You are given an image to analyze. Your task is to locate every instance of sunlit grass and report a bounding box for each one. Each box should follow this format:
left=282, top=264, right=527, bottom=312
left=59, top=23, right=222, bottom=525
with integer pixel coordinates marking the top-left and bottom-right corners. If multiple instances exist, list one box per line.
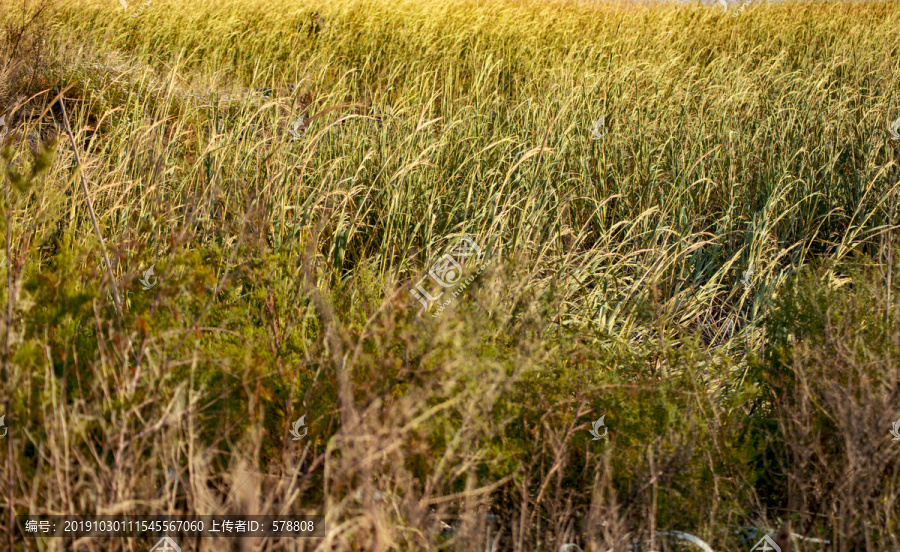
left=1, top=0, right=899, bottom=549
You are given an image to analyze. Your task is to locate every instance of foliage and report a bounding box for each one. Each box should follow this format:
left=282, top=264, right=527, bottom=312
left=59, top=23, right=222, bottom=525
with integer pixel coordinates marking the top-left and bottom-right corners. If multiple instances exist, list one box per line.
left=1, top=0, right=899, bottom=549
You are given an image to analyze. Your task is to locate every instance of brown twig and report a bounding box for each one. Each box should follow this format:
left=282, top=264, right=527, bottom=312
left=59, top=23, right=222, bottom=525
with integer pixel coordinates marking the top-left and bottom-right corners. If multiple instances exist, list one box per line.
left=57, top=96, right=122, bottom=318
left=3, top=107, right=14, bottom=552
left=5, top=398, right=11, bottom=552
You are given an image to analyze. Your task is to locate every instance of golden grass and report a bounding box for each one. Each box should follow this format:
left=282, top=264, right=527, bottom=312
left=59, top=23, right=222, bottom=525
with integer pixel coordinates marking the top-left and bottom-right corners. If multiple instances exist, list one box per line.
left=1, top=0, right=899, bottom=549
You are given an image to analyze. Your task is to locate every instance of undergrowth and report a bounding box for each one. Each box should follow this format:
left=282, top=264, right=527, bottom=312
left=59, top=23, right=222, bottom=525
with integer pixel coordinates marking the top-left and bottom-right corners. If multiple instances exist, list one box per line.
left=1, top=0, right=899, bottom=550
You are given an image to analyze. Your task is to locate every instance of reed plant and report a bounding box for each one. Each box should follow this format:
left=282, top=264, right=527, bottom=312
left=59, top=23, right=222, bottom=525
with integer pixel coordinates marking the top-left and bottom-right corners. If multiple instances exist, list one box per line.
left=1, top=0, right=899, bottom=549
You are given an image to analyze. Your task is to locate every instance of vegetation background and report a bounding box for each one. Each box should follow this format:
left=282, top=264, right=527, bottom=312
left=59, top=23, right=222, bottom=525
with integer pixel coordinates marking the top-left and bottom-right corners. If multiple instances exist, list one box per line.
left=1, top=0, right=899, bottom=549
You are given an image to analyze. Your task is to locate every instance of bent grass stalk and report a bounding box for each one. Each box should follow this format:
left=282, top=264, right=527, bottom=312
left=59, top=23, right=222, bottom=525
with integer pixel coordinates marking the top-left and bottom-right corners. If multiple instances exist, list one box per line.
left=0, top=0, right=898, bottom=549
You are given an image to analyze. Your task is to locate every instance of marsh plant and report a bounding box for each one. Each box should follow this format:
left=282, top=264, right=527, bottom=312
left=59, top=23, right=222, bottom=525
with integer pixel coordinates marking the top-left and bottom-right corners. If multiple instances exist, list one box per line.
left=1, top=0, right=900, bottom=550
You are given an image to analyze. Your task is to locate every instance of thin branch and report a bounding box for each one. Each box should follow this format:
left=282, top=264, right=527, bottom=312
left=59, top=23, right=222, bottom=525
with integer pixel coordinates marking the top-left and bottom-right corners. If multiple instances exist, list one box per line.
left=58, top=96, right=122, bottom=318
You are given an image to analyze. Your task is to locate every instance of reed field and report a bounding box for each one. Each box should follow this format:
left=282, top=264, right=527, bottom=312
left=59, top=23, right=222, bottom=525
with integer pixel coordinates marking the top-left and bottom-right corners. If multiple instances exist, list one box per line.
left=1, top=0, right=900, bottom=549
